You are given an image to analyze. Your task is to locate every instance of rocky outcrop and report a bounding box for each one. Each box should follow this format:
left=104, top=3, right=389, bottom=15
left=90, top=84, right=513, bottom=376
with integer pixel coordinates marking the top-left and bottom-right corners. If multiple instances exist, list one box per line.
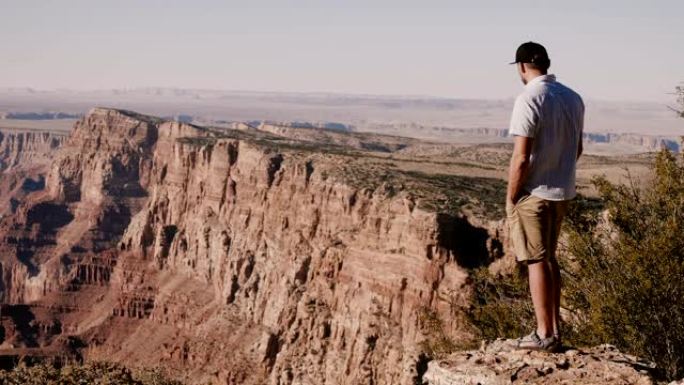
left=583, top=132, right=680, bottom=152
left=0, top=129, right=66, bottom=172
left=0, top=128, right=67, bottom=217
left=424, top=340, right=658, bottom=385
left=0, top=108, right=498, bottom=384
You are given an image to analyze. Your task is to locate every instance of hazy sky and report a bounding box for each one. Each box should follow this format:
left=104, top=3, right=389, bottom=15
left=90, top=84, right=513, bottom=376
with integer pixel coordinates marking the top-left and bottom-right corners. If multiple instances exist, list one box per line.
left=0, top=0, right=681, bottom=102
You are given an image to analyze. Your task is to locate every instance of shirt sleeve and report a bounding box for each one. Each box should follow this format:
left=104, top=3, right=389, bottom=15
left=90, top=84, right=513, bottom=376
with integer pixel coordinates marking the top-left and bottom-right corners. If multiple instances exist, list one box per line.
left=509, top=94, right=540, bottom=138
left=578, top=96, right=585, bottom=134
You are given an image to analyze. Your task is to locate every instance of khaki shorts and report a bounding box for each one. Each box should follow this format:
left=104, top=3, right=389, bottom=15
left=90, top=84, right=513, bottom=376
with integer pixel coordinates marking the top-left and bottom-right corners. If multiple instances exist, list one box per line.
left=506, top=192, right=569, bottom=264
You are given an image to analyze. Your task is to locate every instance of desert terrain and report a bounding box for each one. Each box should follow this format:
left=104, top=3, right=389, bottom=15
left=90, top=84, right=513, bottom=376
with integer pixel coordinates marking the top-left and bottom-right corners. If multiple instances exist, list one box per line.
left=0, top=95, right=670, bottom=384
left=1, top=87, right=681, bottom=153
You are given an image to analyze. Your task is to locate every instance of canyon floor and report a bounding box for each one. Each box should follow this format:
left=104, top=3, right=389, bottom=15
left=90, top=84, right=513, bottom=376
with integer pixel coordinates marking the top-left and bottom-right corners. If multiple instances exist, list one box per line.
left=0, top=110, right=665, bottom=384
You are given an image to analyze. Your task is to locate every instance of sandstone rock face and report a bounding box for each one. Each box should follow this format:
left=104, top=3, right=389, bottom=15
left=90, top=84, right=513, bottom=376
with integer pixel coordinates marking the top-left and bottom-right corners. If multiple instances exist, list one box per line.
left=424, top=341, right=657, bottom=385
left=0, top=128, right=66, bottom=172
left=0, top=108, right=499, bottom=384
left=0, top=128, right=67, bottom=217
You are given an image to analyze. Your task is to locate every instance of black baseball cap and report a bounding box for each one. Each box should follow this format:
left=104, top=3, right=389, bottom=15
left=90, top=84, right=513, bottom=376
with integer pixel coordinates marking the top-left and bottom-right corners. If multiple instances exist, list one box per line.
left=510, top=41, right=550, bottom=67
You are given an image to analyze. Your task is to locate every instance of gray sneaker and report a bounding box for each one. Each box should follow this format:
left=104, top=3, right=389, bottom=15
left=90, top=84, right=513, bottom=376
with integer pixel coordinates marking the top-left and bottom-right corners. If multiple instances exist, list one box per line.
left=512, top=331, right=561, bottom=352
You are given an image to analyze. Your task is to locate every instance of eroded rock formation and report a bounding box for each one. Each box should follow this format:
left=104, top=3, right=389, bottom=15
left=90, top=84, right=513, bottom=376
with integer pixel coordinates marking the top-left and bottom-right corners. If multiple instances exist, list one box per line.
left=0, top=128, right=67, bottom=217
left=0, top=108, right=503, bottom=384
left=0, top=129, right=65, bottom=172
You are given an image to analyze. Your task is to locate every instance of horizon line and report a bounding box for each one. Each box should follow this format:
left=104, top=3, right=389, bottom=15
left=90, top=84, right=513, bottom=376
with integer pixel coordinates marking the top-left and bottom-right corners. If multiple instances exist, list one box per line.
left=0, top=85, right=677, bottom=106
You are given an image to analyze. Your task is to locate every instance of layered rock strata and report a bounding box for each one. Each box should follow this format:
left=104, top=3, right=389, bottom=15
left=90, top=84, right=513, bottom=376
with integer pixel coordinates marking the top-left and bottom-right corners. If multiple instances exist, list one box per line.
left=0, top=129, right=66, bottom=172
left=0, top=128, right=67, bottom=217
left=0, top=108, right=501, bottom=384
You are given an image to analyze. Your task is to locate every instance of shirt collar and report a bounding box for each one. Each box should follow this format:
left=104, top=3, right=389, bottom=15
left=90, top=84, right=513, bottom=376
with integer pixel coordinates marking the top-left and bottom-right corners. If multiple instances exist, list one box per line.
left=525, top=74, right=556, bottom=88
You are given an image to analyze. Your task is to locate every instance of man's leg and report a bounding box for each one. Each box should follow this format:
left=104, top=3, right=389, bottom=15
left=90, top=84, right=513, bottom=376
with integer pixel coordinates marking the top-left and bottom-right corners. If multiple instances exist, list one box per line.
left=528, top=259, right=554, bottom=338
left=549, top=256, right=562, bottom=338
left=548, top=200, right=569, bottom=339
left=509, top=196, right=559, bottom=350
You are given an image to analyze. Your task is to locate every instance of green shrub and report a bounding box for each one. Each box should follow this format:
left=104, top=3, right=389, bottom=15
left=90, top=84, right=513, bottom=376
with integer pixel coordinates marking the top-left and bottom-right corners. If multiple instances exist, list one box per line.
left=468, top=150, right=684, bottom=380
left=562, top=149, right=684, bottom=380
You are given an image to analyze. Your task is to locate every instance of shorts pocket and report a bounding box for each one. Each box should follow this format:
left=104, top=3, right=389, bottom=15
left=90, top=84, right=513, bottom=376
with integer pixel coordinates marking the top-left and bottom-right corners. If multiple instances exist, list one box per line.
left=507, top=191, right=532, bottom=217
left=507, top=209, right=530, bottom=261
left=514, top=191, right=532, bottom=207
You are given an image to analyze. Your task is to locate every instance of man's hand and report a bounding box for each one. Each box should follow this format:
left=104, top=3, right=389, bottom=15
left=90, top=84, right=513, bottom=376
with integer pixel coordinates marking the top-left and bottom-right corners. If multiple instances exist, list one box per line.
left=507, top=135, right=534, bottom=210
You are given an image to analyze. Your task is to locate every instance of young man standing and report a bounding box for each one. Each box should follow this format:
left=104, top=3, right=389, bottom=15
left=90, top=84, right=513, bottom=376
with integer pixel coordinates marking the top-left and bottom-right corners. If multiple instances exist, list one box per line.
left=505, top=42, right=584, bottom=352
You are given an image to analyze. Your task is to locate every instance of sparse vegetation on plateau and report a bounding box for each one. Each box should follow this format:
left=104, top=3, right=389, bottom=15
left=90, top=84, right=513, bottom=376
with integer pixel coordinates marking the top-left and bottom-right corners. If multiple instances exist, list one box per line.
left=399, top=170, right=506, bottom=218
left=335, top=162, right=506, bottom=219
left=182, top=127, right=508, bottom=219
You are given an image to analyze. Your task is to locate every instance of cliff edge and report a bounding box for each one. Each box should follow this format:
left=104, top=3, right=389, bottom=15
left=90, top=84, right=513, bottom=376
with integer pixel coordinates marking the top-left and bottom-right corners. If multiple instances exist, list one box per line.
left=424, top=340, right=659, bottom=385
left=0, top=107, right=506, bottom=384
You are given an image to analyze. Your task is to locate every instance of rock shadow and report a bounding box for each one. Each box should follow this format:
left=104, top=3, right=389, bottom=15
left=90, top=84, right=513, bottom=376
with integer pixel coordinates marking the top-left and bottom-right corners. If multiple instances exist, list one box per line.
left=436, top=213, right=497, bottom=269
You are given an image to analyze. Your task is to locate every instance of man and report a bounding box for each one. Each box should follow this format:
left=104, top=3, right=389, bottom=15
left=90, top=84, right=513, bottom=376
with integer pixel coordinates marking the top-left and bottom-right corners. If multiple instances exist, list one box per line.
left=505, top=41, right=584, bottom=352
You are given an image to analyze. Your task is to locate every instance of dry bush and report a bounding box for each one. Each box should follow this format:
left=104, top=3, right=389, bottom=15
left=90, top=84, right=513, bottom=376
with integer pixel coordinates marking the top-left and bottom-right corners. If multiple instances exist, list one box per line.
left=0, top=361, right=187, bottom=385
left=671, top=84, right=684, bottom=118
left=468, top=266, right=535, bottom=341
left=417, top=307, right=464, bottom=359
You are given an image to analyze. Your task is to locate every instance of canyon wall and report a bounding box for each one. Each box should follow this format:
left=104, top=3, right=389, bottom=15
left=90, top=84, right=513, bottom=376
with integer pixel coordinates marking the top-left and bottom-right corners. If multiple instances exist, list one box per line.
left=0, top=108, right=502, bottom=384
left=582, top=132, right=680, bottom=152
left=364, top=123, right=682, bottom=152
left=0, top=129, right=66, bottom=172
left=0, top=128, right=67, bottom=217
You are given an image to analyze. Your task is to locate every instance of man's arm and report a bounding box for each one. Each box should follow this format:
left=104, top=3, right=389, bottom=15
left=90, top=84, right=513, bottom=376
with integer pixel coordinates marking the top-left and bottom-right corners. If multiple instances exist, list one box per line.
left=577, top=97, right=585, bottom=160
left=577, top=139, right=583, bottom=160
left=507, top=135, right=534, bottom=207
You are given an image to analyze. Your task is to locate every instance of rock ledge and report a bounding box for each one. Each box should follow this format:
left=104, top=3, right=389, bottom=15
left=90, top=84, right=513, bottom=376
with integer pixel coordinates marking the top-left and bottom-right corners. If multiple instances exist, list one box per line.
left=424, top=340, right=657, bottom=385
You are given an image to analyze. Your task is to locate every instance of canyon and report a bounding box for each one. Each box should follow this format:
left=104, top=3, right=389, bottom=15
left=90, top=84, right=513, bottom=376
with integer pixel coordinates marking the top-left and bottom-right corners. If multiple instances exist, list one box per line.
left=0, top=108, right=672, bottom=384
left=0, top=108, right=507, bottom=384
left=3, top=88, right=681, bottom=156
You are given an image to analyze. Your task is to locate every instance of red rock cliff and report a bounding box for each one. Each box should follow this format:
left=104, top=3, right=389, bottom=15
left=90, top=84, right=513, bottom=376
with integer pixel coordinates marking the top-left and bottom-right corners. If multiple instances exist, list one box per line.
left=0, top=108, right=500, bottom=384
left=0, top=128, right=66, bottom=217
